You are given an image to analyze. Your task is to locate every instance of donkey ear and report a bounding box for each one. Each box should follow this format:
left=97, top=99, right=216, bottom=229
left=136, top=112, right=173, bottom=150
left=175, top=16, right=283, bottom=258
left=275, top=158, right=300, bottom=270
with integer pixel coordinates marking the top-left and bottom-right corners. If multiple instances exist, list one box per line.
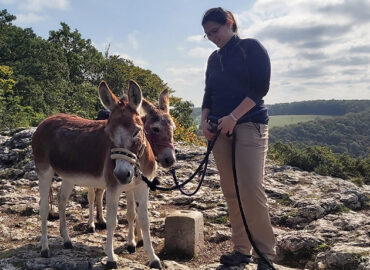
left=139, top=99, right=152, bottom=117
left=98, top=81, right=120, bottom=111
left=159, top=89, right=169, bottom=113
left=128, top=80, right=142, bottom=112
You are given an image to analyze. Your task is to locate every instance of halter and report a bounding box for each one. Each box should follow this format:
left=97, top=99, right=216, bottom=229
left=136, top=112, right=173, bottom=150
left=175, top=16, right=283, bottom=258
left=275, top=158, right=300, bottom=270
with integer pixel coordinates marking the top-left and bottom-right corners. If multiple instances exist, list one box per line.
left=144, top=123, right=174, bottom=151
left=110, top=148, right=138, bottom=164
left=110, top=140, right=146, bottom=165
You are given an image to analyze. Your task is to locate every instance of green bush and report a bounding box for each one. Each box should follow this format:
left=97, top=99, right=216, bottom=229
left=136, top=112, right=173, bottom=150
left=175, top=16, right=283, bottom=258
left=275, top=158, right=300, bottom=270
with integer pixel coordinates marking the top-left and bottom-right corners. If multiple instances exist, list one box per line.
left=268, top=142, right=369, bottom=185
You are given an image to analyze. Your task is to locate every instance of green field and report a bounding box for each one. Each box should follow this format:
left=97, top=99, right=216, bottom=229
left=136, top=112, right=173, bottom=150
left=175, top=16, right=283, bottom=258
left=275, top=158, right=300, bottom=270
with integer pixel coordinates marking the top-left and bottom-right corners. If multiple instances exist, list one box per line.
left=192, top=114, right=335, bottom=128
left=269, top=115, right=334, bottom=128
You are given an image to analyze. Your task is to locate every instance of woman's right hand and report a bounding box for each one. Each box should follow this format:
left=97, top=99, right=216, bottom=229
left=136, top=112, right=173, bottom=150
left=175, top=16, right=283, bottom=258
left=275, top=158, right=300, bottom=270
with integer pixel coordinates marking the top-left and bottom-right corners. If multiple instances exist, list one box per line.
left=202, top=120, right=216, bottom=141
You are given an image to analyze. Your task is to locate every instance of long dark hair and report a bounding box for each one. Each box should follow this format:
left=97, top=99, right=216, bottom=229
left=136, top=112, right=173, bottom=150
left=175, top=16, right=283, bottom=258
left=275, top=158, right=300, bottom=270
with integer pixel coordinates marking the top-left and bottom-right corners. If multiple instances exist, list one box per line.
left=202, top=7, right=238, bottom=33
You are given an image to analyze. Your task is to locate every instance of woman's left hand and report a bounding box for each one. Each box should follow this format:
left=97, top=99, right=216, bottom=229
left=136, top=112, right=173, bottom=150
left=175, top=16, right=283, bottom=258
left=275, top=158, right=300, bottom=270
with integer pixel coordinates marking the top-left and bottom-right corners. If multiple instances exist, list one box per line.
left=217, top=115, right=237, bottom=136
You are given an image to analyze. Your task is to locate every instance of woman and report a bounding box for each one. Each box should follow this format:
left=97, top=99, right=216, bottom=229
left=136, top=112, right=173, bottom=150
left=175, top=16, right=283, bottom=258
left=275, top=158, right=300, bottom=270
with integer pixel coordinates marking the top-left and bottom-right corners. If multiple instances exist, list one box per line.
left=201, top=7, right=276, bottom=270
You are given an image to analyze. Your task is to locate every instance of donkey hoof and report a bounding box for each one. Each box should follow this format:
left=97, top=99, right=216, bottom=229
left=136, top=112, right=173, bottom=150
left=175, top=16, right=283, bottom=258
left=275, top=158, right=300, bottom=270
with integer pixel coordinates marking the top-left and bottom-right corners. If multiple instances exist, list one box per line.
left=96, top=222, right=107, bottom=230
left=106, top=261, right=118, bottom=269
left=63, top=241, right=73, bottom=249
left=41, top=249, right=50, bottom=258
left=149, top=260, right=162, bottom=269
left=127, top=245, right=136, bottom=253
left=87, top=226, right=95, bottom=233
left=137, top=240, right=143, bottom=247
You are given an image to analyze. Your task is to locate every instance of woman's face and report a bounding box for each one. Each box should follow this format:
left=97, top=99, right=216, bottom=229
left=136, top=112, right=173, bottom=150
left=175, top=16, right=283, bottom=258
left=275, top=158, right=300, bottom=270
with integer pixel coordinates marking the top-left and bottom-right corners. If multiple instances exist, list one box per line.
left=203, top=21, right=234, bottom=48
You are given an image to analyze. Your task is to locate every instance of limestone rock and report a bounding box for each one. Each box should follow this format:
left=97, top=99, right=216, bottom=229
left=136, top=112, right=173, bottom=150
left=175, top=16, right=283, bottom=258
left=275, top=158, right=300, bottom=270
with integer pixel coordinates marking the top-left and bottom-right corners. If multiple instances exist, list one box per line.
left=315, top=245, right=370, bottom=270
left=0, top=127, right=369, bottom=270
left=164, top=210, right=204, bottom=257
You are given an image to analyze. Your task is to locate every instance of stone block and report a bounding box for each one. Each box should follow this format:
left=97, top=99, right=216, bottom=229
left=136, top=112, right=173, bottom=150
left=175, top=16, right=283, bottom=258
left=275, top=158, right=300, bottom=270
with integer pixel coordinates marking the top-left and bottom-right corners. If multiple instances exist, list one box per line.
left=164, top=210, right=204, bottom=257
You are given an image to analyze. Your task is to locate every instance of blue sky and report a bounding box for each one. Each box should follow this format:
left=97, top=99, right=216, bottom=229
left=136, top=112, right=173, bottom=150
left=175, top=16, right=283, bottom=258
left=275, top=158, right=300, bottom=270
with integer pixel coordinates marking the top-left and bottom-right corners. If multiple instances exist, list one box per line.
left=1, top=0, right=370, bottom=106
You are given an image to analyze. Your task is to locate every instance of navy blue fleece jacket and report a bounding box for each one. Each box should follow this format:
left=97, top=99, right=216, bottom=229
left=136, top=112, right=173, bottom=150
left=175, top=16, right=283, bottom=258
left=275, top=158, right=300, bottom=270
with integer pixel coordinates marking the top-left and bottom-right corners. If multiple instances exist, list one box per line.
left=202, top=35, right=270, bottom=124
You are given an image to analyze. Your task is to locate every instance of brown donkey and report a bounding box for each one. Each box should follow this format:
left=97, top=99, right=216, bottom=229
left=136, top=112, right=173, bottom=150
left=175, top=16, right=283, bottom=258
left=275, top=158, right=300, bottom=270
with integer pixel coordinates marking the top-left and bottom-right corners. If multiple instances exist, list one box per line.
left=32, top=81, right=161, bottom=269
left=88, top=90, right=176, bottom=255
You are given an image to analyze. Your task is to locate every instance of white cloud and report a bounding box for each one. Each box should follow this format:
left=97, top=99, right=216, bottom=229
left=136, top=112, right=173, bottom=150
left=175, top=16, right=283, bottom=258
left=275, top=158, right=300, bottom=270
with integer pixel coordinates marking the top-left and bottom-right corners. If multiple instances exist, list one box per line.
left=166, top=67, right=204, bottom=76
left=235, top=0, right=370, bottom=104
left=101, top=32, right=140, bottom=53
left=166, top=0, right=370, bottom=106
left=15, top=12, right=46, bottom=23
left=188, top=47, right=214, bottom=59
left=1, top=0, right=70, bottom=24
left=161, top=66, right=206, bottom=104
left=1, top=0, right=70, bottom=12
left=133, top=58, right=148, bottom=68
left=109, top=51, right=148, bottom=68
left=26, top=0, right=69, bottom=11
left=186, top=35, right=203, bottom=42
left=94, top=32, right=145, bottom=67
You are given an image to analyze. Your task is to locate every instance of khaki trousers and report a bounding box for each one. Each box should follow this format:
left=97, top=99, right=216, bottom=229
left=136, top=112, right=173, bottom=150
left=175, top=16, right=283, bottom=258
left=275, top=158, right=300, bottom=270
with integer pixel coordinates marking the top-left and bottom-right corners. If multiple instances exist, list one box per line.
left=212, top=122, right=276, bottom=260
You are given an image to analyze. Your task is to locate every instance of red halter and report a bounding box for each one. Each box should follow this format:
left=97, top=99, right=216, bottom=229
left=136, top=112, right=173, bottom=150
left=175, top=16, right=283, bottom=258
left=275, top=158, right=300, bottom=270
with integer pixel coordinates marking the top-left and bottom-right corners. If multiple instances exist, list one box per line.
left=144, top=123, right=174, bottom=153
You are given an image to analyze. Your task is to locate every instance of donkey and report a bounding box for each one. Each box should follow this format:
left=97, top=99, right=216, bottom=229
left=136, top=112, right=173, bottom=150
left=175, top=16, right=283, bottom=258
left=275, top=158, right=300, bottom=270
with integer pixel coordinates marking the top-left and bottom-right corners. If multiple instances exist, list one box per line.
left=87, top=90, right=176, bottom=253
left=32, top=80, right=161, bottom=269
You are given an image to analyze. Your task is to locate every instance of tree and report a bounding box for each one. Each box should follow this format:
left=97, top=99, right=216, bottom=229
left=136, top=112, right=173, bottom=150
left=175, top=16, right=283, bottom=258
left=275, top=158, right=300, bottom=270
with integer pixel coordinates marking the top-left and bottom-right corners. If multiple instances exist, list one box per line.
left=101, top=54, right=167, bottom=102
left=170, top=97, right=195, bottom=129
left=0, top=65, right=35, bottom=128
left=0, top=10, right=200, bottom=142
left=0, top=12, right=71, bottom=118
left=48, top=22, right=104, bottom=85
left=0, top=9, right=16, bottom=25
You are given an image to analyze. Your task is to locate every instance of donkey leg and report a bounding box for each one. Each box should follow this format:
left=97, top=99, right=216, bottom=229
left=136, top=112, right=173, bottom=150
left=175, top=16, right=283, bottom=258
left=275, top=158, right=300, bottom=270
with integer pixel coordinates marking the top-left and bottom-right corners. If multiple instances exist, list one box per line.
left=126, top=190, right=136, bottom=253
left=105, top=187, right=121, bottom=268
left=135, top=206, right=143, bottom=248
left=136, top=219, right=144, bottom=248
left=134, top=185, right=161, bottom=269
left=96, top=188, right=107, bottom=229
left=38, top=167, right=54, bottom=258
left=58, top=180, right=74, bottom=249
left=87, top=187, right=96, bottom=233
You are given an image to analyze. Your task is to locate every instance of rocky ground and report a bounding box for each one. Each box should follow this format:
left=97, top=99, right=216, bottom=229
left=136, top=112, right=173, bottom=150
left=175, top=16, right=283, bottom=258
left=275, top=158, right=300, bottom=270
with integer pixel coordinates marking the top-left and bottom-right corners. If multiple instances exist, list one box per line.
left=0, top=127, right=369, bottom=270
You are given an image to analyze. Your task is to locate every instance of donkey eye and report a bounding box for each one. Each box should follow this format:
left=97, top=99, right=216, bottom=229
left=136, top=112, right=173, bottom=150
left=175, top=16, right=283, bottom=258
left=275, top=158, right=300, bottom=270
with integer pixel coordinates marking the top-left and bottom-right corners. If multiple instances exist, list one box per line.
left=152, top=127, right=160, bottom=133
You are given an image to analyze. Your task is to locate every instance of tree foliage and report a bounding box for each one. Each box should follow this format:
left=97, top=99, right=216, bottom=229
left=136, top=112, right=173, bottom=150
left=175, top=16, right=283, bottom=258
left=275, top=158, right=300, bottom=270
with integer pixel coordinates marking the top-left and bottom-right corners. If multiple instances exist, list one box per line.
left=170, top=97, right=196, bottom=129
left=269, top=110, right=370, bottom=157
left=0, top=9, right=198, bottom=141
left=267, top=100, right=370, bottom=116
left=268, top=142, right=370, bottom=185
left=48, top=22, right=103, bottom=86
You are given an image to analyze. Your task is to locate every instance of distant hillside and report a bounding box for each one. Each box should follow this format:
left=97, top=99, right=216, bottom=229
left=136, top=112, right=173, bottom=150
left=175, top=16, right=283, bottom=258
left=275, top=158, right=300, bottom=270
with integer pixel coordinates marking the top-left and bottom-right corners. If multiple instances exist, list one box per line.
left=192, top=100, right=370, bottom=125
left=269, top=115, right=334, bottom=128
left=269, top=110, right=370, bottom=157
left=192, top=102, right=370, bottom=157
left=267, top=100, right=370, bottom=116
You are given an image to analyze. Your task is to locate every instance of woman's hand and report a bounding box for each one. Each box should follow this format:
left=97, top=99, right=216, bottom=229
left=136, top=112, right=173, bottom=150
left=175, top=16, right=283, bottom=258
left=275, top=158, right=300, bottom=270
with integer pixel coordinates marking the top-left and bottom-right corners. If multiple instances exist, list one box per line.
left=202, top=120, right=216, bottom=141
left=217, top=114, right=237, bottom=136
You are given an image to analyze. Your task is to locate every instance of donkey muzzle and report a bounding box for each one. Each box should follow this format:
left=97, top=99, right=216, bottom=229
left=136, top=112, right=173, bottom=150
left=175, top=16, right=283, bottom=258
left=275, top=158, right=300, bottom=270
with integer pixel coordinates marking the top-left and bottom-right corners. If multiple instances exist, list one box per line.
left=113, top=161, right=135, bottom=184
left=158, top=147, right=176, bottom=168
left=111, top=148, right=137, bottom=185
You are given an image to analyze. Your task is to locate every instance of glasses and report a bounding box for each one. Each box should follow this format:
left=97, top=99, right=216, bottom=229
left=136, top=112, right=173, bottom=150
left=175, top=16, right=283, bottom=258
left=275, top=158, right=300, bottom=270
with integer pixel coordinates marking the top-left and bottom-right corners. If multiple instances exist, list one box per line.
left=204, top=25, right=222, bottom=40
